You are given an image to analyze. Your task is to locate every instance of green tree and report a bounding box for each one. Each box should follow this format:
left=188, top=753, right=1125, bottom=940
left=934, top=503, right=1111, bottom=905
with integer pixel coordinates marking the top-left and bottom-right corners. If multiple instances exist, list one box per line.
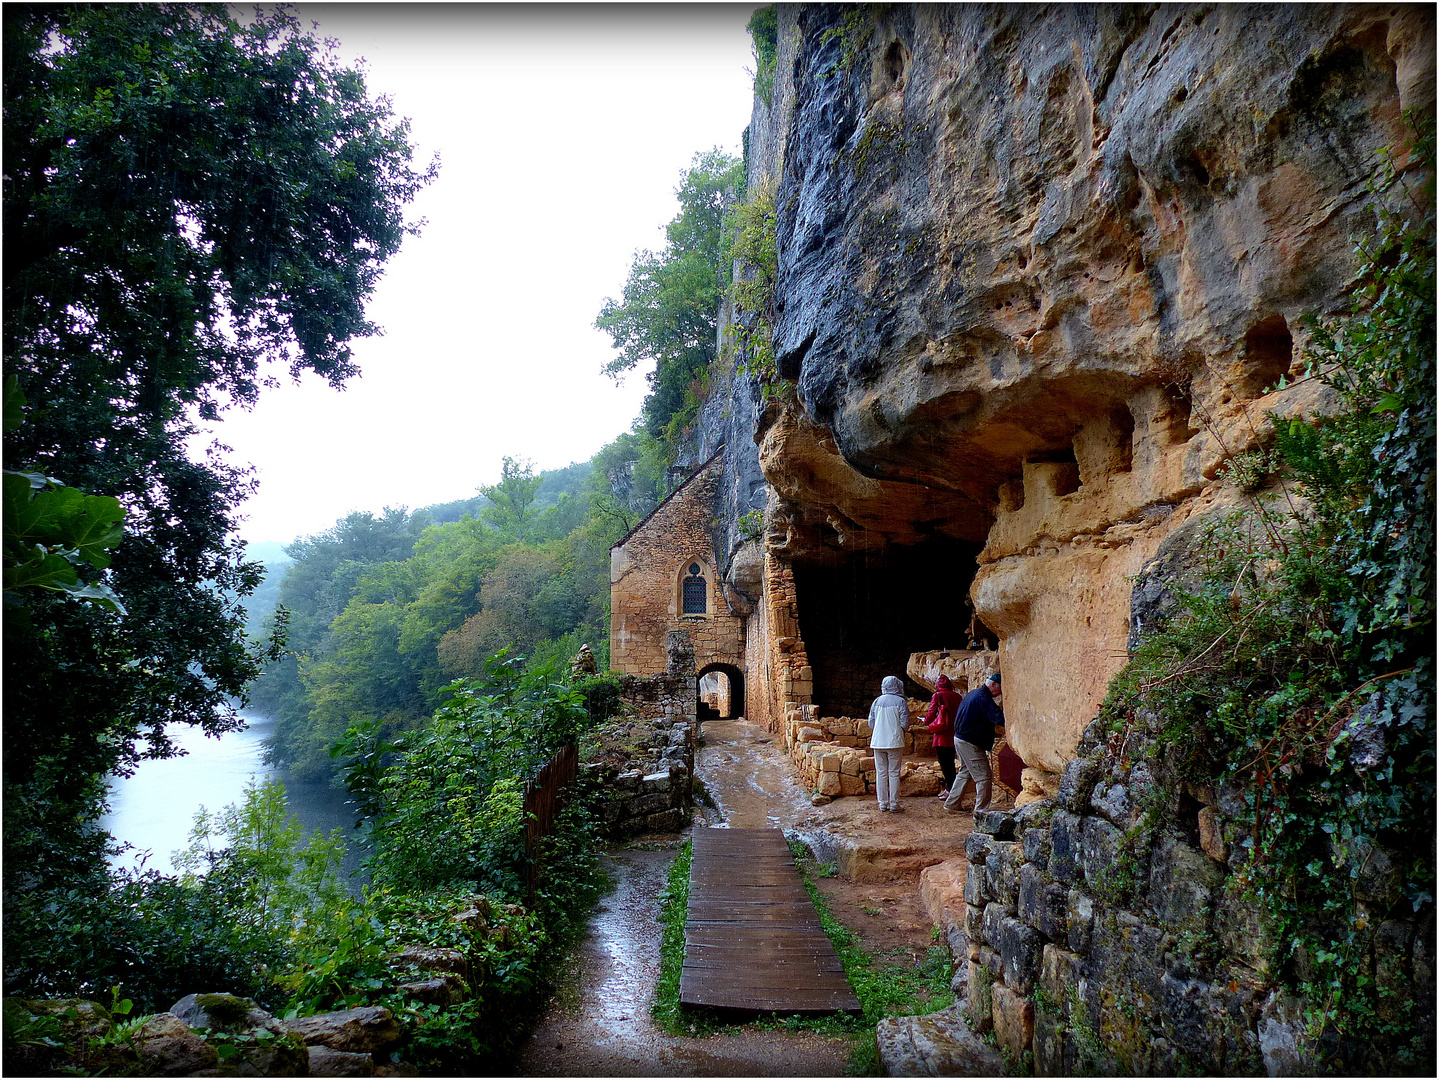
left=437, top=547, right=562, bottom=676
left=582, top=428, right=667, bottom=539
left=747, top=6, right=779, bottom=106
left=596, top=149, right=745, bottom=446
left=353, top=655, right=590, bottom=896
left=247, top=507, right=434, bottom=769
left=2, top=4, right=432, bottom=889
left=478, top=456, right=544, bottom=536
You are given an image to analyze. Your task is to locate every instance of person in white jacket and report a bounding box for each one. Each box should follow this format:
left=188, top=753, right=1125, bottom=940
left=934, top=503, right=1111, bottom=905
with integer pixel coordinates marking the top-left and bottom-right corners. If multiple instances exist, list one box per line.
left=867, top=675, right=909, bottom=812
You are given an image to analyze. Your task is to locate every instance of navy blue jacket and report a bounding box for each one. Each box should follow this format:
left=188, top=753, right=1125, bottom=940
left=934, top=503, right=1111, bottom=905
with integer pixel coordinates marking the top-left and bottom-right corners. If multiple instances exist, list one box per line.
left=953, top=686, right=1005, bottom=751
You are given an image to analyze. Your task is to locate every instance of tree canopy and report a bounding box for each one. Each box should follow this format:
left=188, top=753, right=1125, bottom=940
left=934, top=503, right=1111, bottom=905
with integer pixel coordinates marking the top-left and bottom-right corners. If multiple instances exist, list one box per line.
left=595, top=149, right=745, bottom=447
left=2, top=3, right=432, bottom=887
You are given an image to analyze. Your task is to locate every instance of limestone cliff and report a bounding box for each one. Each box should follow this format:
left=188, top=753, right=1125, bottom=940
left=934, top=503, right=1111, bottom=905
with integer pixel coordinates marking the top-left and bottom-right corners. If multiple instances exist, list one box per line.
left=700, top=2, right=1433, bottom=772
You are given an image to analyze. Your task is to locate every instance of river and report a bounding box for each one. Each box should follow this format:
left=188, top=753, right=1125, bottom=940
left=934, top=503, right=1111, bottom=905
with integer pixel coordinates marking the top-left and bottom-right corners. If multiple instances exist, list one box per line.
left=101, top=711, right=366, bottom=881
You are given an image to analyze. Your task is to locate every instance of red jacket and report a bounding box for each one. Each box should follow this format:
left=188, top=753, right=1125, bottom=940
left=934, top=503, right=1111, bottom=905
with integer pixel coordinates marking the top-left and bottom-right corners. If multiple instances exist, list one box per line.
left=924, top=675, right=962, bottom=749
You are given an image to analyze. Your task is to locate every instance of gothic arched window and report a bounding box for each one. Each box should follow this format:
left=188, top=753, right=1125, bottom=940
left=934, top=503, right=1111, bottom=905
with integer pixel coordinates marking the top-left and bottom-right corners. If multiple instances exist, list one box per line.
left=682, top=562, right=707, bottom=615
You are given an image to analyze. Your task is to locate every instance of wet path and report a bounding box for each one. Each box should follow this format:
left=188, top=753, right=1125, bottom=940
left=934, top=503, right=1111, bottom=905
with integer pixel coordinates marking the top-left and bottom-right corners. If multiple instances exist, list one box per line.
left=515, top=718, right=853, bottom=1077
left=693, top=718, right=816, bottom=830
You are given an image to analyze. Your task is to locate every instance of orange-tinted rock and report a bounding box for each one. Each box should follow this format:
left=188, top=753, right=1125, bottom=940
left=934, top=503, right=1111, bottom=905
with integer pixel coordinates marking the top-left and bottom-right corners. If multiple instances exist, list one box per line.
left=741, top=3, right=1430, bottom=776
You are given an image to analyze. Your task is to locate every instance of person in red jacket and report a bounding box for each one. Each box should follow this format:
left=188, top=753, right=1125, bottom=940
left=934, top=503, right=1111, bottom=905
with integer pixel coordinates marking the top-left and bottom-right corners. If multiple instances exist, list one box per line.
left=924, top=674, right=963, bottom=799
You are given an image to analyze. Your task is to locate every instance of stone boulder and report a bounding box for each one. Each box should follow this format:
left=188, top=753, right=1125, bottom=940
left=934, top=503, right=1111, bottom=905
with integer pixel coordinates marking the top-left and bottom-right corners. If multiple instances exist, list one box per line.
left=168, top=994, right=308, bottom=1076
left=309, top=1045, right=377, bottom=1077
left=2, top=997, right=124, bottom=1075
left=875, top=1003, right=1005, bottom=1076
left=281, top=1006, right=401, bottom=1055
left=136, top=1013, right=220, bottom=1076
left=171, top=992, right=284, bottom=1036
left=387, top=945, right=470, bottom=986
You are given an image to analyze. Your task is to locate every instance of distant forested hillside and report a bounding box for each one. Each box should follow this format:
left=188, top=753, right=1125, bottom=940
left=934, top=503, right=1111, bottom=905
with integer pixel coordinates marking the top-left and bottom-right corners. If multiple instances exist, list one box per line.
left=248, top=437, right=665, bottom=780
left=249, top=137, right=752, bottom=782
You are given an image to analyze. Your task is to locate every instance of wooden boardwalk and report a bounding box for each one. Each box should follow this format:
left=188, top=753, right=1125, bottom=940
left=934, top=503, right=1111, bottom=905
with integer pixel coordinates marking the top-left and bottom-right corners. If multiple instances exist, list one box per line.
left=680, top=827, right=862, bottom=1015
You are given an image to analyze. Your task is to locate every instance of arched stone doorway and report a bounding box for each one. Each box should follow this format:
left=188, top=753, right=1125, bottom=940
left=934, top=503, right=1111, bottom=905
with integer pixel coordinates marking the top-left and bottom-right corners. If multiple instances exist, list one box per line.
left=696, top=663, right=745, bottom=722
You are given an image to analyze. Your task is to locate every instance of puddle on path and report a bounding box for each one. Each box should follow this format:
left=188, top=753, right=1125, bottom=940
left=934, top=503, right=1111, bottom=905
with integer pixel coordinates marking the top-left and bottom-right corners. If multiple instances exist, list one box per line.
left=694, top=717, right=818, bottom=830
left=514, top=717, right=853, bottom=1077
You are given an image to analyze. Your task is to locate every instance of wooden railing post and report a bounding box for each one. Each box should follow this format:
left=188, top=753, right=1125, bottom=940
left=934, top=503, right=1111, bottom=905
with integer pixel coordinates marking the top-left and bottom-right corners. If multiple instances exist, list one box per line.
left=522, top=743, right=579, bottom=905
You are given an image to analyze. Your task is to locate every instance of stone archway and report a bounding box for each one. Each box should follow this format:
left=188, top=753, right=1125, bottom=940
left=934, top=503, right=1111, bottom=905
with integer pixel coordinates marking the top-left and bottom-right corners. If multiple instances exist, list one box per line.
left=696, top=662, right=745, bottom=721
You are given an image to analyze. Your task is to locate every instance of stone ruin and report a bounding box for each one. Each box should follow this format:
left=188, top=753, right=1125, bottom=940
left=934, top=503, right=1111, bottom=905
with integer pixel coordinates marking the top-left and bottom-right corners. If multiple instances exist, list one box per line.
left=779, top=647, right=1029, bottom=806
left=584, top=631, right=698, bottom=836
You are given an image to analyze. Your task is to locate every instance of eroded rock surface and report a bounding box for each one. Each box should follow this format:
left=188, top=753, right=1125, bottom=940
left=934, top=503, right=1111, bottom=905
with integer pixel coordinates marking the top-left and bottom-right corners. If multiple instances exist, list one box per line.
left=875, top=1003, right=1005, bottom=1077
left=281, top=1005, right=401, bottom=1055
left=736, top=3, right=1432, bottom=772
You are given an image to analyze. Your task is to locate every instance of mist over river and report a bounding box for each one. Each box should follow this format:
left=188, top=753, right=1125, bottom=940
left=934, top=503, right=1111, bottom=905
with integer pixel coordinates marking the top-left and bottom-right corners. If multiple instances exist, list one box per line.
left=102, top=711, right=366, bottom=881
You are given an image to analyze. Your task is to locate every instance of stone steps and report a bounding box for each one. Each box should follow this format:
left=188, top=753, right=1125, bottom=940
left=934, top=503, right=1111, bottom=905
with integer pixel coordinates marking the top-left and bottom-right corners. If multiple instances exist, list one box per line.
left=875, top=1003, right=1005, bottom=1076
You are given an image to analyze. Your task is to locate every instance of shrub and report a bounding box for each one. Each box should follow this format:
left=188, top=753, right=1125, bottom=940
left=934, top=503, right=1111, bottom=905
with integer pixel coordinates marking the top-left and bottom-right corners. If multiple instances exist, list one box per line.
left=353, top=653, right=588, bottom=896
left=574, top=674, right=624, bottom=725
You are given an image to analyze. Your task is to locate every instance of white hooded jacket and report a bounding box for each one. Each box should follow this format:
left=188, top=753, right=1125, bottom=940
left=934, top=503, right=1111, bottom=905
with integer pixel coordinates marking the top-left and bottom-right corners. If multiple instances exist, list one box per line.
left=867, top=675, right=910, bottom=750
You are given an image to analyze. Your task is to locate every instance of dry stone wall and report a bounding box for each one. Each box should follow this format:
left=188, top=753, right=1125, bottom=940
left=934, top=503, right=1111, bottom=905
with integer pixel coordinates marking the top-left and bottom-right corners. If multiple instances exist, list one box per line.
left=958, top=719, right=1435, bottom=1076
left=780, top=701, right=945, bottom=801
left=586, top=670, right=697, bottom=836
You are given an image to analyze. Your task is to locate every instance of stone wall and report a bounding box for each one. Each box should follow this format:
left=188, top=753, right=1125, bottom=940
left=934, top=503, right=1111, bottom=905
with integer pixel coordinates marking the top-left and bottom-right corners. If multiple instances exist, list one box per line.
left=958, top=726, right=1436, bottom=1075
left=610, top=453, right=745, bottom=679
left=742, top=566, right=779, bottom=732
left=757, top=548, right=812, bottom=732
left=780, top=702, right=945, bottom=801
left=585, top=670, right=697, bottom=836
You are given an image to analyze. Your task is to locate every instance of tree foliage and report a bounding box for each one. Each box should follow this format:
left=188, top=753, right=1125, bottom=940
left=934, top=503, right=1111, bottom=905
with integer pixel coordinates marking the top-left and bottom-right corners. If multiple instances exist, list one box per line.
left=2, top=4, right=432, bottom=890
left=747, top=6, right=779, bottom=106
left=477, top=456, right=543, bottom=537
left=251, top=451, right=627, bottom=782
left=353, top=654, right=591, bottom=897
left=595, top=149, right=745, bottom=447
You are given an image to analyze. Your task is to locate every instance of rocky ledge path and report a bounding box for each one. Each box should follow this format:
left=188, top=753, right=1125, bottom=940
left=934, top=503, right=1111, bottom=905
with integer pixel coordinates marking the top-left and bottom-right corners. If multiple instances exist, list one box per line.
left=516, top=717, right=1002, bottom=1076
left=515, top=717, right=852, bottom=1076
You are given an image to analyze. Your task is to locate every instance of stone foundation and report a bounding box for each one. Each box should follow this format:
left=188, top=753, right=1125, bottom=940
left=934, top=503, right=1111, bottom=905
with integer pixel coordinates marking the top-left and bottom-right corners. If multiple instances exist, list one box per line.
left=585, top=671, right=697, bottom=836
left=959, top=745, right=1436, bottom=1075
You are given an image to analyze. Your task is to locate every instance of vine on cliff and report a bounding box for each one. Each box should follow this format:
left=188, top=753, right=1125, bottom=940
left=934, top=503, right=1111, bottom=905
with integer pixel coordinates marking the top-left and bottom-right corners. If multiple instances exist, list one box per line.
left=747, top=6, right=779, bottom=107
left=818, top=4, right=889, bottom=74
left=727, top=182, right=781, bottom=396
left=1102, top=120, right=1435, bottom=1071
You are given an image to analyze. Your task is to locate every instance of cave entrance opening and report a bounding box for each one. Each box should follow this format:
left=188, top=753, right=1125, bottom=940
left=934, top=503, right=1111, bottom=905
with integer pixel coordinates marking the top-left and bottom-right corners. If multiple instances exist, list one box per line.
left=792, top=538, right=989, bottom=718
left=697, top=663, right=744, bottom=723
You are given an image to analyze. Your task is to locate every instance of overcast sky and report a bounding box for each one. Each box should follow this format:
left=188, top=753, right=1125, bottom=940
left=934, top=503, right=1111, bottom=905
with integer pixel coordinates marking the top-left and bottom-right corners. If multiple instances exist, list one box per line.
left=197, top=3, right=759, bottom=545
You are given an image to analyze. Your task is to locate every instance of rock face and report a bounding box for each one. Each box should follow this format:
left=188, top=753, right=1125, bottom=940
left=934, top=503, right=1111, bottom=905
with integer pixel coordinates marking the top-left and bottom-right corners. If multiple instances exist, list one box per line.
left=875, top=1003, right=1005, bottom=1076
left=655, top=6, right=1437, bottom=1076
left=706, top=2, right=1435, bottom=776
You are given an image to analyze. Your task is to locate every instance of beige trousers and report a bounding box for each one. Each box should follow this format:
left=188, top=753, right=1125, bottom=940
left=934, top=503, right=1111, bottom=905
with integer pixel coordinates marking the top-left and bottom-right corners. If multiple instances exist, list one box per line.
left=872, top=747, right=903, bottom=809
left=943, top=739, right=993, bottom=811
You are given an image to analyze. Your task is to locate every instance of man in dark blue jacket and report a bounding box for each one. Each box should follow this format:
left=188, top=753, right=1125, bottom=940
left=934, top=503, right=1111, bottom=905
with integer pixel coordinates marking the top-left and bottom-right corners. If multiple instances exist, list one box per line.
left=943, top=672, right=1004, bottom=813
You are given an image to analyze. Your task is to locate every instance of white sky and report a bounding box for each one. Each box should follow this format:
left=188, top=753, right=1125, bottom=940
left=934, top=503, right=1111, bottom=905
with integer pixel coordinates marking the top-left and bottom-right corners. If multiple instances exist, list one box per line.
left=198, top=2, right=759, bottom=545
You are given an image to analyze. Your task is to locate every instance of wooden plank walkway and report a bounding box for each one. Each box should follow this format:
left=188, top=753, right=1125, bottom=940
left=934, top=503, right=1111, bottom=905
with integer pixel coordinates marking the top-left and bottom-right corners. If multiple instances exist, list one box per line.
left=680, top=827, right=862, bottom=1015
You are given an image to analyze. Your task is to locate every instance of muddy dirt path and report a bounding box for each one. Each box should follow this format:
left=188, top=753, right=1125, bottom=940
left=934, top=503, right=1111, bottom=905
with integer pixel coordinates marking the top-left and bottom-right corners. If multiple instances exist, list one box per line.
left=516, top=717, right=953, bottom=1077
left=515, top=718, right=853, bottom=1076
